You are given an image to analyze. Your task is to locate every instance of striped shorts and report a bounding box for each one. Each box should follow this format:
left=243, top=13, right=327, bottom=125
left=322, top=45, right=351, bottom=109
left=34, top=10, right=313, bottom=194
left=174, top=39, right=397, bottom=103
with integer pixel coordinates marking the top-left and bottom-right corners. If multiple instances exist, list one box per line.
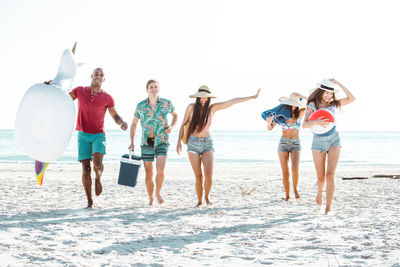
left=141, top=142, right=169, bottom=162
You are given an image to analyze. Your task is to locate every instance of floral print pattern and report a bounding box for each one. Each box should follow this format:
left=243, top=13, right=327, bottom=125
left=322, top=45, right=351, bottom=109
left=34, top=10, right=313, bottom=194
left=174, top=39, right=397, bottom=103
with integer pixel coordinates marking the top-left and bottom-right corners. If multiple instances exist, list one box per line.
left=135, top=98, right=175, bottom=147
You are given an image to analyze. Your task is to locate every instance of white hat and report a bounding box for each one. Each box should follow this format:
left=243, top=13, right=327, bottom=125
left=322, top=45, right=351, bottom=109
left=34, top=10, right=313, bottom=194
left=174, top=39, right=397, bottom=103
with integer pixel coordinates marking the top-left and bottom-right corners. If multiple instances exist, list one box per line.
left=189, top=85, right=216, bottom=98
left=315, top=79, right=340, bottom=93
left=279, top=93, right=306, bottom=107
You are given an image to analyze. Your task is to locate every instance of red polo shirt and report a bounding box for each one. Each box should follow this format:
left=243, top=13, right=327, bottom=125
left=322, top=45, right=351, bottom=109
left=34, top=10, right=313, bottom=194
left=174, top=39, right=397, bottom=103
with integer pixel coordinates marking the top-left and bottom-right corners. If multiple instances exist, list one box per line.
left=72, top=86, right=115, bottom=134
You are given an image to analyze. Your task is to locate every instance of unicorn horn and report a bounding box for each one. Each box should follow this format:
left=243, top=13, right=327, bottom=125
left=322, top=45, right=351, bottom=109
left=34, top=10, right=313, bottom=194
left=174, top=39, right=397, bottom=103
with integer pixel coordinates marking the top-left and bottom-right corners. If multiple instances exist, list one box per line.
left=71, top=42, right=77, bottom=55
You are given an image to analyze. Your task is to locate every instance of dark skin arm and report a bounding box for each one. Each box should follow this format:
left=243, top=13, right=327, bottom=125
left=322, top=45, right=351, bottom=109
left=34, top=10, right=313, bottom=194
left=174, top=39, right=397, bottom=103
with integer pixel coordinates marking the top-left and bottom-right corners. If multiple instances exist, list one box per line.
left=108, top=107, right=128, bottom=130
left=69, top=91, right=76, bottom=101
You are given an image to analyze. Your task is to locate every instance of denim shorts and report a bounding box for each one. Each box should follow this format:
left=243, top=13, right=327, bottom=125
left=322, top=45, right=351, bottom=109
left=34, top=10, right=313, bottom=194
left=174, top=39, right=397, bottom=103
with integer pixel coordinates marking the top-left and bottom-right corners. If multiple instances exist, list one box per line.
left=278, top=136, right=301, bottom=153
left=77, top=131, right=106, bottom=161
left=311, top=130, right=341, bottom=153
left=187, top=135, right=214, bottom=155
left=141, top=142, right=169, bottom=162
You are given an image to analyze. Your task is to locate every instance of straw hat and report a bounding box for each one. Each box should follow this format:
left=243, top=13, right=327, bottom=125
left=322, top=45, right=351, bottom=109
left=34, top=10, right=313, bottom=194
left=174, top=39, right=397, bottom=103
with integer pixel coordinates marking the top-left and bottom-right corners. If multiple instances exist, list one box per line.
left=279, top=93, right=306, bottom=107
left=315, top=79, right=340, bottom=93
left=189, top=85, right=216, bottom=98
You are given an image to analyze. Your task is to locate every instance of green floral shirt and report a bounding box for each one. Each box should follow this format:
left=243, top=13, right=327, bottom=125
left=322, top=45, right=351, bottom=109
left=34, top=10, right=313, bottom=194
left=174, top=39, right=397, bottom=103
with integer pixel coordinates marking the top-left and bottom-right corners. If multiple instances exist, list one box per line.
left=135, top=97, right=175, bottom=147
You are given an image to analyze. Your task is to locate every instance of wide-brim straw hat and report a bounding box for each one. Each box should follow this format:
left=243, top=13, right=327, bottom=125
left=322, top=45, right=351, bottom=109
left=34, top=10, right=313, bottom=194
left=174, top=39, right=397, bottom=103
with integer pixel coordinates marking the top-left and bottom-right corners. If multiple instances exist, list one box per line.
left=314, top=79, right=340, bottom=93
left=189, top=85, right=216, bottom=98
left=279, top=93, right=306, bottom=108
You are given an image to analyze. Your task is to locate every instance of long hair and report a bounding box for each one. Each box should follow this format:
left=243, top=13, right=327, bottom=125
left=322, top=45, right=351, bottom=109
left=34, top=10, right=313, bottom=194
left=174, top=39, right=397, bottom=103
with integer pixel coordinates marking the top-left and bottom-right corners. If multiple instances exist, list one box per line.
left=289, top=105, right=300, bottom=120
left=306, top=88, right=341, bottom=109
left=189, top=98, right=211, bottom=135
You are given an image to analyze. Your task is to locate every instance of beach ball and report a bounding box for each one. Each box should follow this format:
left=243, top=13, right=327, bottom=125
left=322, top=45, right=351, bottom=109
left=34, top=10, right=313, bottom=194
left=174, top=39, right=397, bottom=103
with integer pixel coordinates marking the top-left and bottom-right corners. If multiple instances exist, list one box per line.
left=308, top=109, right=335, bottom=135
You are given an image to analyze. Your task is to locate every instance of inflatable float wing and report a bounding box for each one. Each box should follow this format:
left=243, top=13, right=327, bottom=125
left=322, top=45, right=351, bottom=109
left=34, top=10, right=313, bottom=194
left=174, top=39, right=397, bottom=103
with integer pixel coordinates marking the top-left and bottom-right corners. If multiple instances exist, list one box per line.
left=15, top=44, right=79, bottom=184
left=35, top=161, right=49, bottom=186
left=15, top=46, right=77, bottom=162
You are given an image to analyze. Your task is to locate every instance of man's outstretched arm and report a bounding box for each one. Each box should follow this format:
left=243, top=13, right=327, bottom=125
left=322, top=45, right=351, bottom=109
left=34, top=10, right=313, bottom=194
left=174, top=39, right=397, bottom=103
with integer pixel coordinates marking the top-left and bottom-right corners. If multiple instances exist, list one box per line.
left=108, top=107, right=128, bottom=130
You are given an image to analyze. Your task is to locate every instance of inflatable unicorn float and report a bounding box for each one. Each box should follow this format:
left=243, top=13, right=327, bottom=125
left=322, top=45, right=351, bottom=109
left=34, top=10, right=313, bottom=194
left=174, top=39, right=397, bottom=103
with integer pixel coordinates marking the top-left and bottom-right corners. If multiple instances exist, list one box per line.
left=15, top=43, right=80, bottom=185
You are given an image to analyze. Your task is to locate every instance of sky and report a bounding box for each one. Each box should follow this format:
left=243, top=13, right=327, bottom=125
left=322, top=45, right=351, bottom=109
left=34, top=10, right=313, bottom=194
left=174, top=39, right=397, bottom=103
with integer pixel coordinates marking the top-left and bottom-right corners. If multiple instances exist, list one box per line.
left=1, top=0, right=400, bottom=132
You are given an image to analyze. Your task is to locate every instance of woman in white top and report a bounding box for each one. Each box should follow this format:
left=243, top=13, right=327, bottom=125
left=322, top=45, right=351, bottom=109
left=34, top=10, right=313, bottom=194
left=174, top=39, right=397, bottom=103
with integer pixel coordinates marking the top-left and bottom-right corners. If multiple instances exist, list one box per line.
left=302, top=79, right=355, bottom=214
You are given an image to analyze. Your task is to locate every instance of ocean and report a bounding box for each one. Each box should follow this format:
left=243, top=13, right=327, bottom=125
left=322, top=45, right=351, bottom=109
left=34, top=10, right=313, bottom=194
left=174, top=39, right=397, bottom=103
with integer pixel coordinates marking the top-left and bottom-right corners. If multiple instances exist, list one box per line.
left=0, top=129, right=399, bottom=166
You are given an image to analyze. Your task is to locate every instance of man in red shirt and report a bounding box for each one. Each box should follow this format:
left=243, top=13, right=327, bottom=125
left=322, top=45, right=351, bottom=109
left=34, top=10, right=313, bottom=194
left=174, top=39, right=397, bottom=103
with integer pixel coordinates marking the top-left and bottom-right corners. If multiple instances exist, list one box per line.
left=69, top=68, right=128, bottom=208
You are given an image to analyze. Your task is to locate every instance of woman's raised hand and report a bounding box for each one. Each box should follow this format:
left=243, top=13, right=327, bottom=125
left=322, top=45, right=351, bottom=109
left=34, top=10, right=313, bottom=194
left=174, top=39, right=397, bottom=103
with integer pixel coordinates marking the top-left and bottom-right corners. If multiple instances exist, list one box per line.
left=328, top=78, right=339, bottom=85
left=253, top=88, right=261, bottom=99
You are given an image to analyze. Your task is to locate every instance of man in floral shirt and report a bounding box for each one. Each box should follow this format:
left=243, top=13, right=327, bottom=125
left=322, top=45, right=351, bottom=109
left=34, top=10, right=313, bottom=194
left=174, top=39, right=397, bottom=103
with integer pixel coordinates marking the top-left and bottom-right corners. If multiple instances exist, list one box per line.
left=129, top=80, right=178, bottom=205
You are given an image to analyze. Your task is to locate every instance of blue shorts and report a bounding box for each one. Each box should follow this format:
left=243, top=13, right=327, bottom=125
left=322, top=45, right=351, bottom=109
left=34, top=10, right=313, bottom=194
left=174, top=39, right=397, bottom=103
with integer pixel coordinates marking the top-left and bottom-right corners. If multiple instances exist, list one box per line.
left=187, top=135, right=214, bottom=155
left=278, top=137, right=301, bottom=153
left=141, top=142, right=169, bottom=162
left=311, top=130, right=341, bottom=153
left=77, top=131, right=106, bottom=161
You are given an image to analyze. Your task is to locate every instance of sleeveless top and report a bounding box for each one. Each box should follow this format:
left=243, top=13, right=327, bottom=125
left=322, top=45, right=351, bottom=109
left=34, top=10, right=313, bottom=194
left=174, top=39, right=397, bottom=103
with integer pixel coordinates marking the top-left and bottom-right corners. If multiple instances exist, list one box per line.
left=307, top=103, right=336, bottom=136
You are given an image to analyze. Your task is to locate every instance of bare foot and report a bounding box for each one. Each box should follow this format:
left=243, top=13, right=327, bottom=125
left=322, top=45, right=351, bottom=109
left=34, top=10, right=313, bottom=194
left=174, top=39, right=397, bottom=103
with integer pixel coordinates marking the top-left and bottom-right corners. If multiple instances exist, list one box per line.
left=156, top=195, right=164, bottom=204
left=325, top=206, right=331, bottom=215
left=316, top=192, right=322, bottom=205
left=196, top=202, right=202, bottom=207
left=95, top=178, right=102, bottom=196
left=205, top=198, right=212, bottom=206
left=294, top=191, right=300, bottom=199
left=86, top=199, right=93, bottom=208
left=149, top=198, right=154, bottom=205
left=281, top=196, right=289, bottom=201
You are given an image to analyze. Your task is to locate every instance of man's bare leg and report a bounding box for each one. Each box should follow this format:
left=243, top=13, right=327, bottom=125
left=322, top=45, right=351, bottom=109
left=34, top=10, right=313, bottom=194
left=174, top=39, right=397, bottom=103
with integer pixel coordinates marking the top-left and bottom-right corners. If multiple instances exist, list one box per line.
left=93, top=153, right=104, bottom=196
left=81, top=159, right=93, bottom=208
left=155, top=155, right=167, bottom=204
left=143, top=161, right=154, bottom=205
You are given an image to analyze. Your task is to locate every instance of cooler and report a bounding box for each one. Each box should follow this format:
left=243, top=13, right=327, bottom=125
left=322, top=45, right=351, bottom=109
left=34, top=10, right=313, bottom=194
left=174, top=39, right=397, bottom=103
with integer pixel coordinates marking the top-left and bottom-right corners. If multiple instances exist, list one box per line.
left=117, top=151, right=142, bottom=187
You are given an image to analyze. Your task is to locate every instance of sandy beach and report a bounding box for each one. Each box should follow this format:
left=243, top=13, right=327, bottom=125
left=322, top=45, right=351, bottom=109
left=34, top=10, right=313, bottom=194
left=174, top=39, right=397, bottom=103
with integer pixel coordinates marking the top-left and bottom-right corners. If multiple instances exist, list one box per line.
left=0, top=163, right=399, bottom=266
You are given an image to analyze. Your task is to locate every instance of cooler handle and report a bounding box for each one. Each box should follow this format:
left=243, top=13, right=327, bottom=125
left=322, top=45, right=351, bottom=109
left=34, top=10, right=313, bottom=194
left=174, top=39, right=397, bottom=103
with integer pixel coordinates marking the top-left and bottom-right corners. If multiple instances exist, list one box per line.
left=122, top=149, right=141, bottom=165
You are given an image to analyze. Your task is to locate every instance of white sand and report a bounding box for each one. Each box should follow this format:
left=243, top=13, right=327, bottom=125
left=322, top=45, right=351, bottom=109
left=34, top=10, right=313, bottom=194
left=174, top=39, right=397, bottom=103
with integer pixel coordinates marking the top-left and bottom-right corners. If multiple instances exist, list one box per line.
left=0, top=163, right=399, bottom=266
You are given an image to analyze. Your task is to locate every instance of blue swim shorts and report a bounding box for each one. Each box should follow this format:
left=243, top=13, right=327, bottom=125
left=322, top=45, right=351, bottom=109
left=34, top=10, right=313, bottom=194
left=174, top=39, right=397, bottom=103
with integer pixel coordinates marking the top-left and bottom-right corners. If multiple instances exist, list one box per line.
left=311, top=130, right=341, bottom=153
left=77, top=131, right=106, bottom=161
left=278, top=136, right=301, bottom=153
left=141, top=142, right=169, bottom=162
left=187, top=135, right=214, bottom=155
